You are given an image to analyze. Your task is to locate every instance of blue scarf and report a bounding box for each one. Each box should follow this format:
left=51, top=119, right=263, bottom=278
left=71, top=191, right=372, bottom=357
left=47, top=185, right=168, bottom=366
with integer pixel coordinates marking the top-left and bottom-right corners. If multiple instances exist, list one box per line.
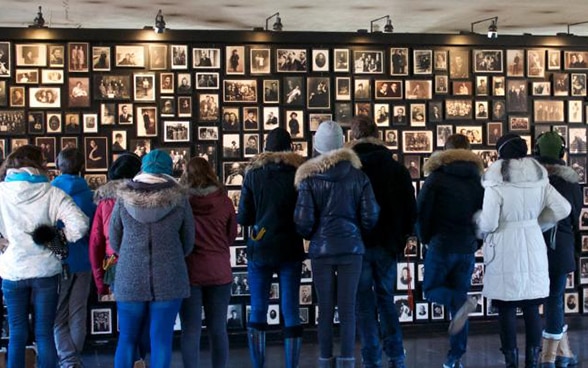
left=5, top=172, right=49, bottom=183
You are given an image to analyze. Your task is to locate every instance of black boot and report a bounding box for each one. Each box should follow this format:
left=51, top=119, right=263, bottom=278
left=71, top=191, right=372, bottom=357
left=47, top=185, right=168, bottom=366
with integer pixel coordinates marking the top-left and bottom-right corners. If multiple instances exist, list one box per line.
left=525, top=346, right=540, bottom=368
left=502, top=348, right=519, bottom=368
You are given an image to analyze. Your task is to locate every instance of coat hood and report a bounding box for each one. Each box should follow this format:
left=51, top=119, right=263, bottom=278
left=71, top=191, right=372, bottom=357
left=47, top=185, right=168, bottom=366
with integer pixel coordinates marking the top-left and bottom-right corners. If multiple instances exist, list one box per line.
left=0, top=181, right=52, bottom=206
left=51, top=174, right=91, bottom=198
left=345, top=136, right=388, bottom=150
left=117, top=178, right=187, bottom=223
left=423, top=149, right=484, bottom=176
left=482, top=157, right=548, bottom=188
left=93, top=179, right=128, bottom=203
left=187, top=185, right=224, bottom=216
left=535, top=157, right=581, bottom=184
left=295, top=148, right=362, bottom=187
left=246, top=151, right=306, bottom=172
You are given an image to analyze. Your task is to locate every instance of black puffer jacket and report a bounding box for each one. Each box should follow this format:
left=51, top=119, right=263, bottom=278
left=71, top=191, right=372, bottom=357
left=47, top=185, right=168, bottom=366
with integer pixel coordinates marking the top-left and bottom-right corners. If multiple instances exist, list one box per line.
left=294, top=148, right=379, bottom=259
left=238, top=152, right=306, bottom=265
left=537, top=157, right=583, bottom=275
left=347, top=137, right=416, bottom=254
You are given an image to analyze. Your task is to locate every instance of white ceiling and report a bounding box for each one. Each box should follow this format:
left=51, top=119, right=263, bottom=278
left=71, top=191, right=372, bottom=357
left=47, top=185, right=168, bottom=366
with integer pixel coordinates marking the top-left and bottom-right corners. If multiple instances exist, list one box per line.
left=1, top=0, right=588, bottom=36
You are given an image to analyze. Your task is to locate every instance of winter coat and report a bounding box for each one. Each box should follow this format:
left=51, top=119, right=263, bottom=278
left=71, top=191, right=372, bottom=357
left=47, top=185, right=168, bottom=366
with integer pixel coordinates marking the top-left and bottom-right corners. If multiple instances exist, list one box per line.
left=477, top=157, right=571, bottom=301
left=52, top=174, right=96, bottom=274
left=89, top=180, right=125, bottom=295
left=294, top=148, right=379, bottom=259
left=238, top=152, right=306, bottom=265
left=537, top=157, right=583, bottom=275
left=109, top=176, right=195, bottom=302
left=186, top=186, right=237, bottom=286
left=416, top=149, right=484, bottom=254
left=347, top=137, right=416, bottom=254
left=0, top=178, right=89, bottom=281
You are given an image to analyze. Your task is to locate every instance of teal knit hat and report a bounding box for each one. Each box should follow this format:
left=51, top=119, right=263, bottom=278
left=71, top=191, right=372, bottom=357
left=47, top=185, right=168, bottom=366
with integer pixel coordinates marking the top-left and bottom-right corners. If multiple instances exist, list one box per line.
left=141, top=149, right=173, bottom=175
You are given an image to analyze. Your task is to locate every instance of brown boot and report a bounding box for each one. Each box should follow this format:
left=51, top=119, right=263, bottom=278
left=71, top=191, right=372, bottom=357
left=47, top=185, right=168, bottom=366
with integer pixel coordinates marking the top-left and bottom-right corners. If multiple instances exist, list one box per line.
left=539, top=337, right=559, bottom=366
left=555, top=328, right=578, bottom=367
left=25, top=345, right=36, bottom=368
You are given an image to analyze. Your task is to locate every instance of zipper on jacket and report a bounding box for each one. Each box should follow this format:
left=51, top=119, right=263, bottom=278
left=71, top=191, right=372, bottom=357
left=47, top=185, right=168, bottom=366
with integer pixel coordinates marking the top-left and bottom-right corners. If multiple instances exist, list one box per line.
left=149, top=225, right=155, bottom=300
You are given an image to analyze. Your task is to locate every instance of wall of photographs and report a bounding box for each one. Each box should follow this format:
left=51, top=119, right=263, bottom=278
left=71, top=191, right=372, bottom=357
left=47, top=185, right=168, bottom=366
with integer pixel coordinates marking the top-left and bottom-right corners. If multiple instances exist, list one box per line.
left=1, top=29, right=588, bottom=338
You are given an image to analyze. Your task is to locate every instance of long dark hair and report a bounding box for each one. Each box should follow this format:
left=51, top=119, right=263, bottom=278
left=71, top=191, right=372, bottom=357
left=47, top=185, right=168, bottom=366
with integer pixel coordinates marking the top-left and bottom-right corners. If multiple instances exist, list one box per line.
left=0, top=145, right=46, bottom=181
left=180, top=157, right=223, bottom=189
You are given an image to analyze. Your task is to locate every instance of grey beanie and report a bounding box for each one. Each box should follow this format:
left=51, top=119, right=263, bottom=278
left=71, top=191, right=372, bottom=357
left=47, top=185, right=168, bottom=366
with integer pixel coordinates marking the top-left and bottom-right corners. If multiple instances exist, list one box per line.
left=313, top=120, right=344, bottom=154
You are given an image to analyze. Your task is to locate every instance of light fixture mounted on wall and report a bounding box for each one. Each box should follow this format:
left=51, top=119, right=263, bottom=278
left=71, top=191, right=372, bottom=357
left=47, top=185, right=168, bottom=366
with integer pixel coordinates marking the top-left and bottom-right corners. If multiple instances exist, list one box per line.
left=265, top=12, right=283, bottom=31
left=30, top=6, right=47, bottom=28
left=471, top=16, right=498, bottom=38
left=567, top=20, right=588, bottom=35
left=370, top=15, right=393, bottom=33
left=154, top=9, right=166, bottom=34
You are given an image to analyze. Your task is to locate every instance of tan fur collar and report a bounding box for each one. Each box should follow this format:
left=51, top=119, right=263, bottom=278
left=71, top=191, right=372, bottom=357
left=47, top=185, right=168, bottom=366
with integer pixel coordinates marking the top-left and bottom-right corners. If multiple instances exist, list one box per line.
left=247, top=151, right=306, bottom=172
left=423, top=149, right=484, bottom=176
left=345, top=136, right=388, bottom=149
left=544, top=164, right=580, bottom=184
left=93, top=179, right=128, bottom=203
left=117, top=181, right=187, bottom=208
left=294, top=148, right=361, bottom=187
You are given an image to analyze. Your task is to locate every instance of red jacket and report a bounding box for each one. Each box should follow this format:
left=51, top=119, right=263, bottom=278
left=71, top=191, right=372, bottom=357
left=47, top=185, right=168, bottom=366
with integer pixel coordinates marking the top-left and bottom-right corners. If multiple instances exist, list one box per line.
left=186, top=186, right=237, bottom=286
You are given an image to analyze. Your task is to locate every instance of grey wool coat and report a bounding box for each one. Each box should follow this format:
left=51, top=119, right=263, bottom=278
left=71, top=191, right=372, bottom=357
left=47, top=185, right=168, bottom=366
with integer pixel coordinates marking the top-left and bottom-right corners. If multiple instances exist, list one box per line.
left=109, top=177, right=195, bottom=302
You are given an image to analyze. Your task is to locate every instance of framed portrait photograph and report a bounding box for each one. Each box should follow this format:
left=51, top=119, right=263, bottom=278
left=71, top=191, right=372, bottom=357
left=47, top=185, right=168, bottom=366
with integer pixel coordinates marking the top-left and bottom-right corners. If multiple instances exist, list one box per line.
left=90, top=308, right=112, bottom=335
left=534, top=100, right=564, bottom=123
left=335, top=77, right=351, bottom=101
left=403, top=130, right=433, bottom=153
left=243, top=107, right=259, bottom=131
left=94, top=75, right=132, bottom=100
left=434, top=50, right=448, bottom=71
left=475, top=101, right=489, bottom=120
left=532, top=81, right=551, bottom=96
left=262, top=79, right=280, bottom=104
left=0, top=42, right=10, bottom=77
left=391, top=105, right=407, bottom=126
left=449, top=49, right=469, bottom=79
left=527, top=49, right=545, bottom=78
left=111, top=130, right=127, bottom=152
left=552, top=73, right=569, bottom=96
left=82, top=113, right=98, bottom=133
left=131, top=139, right=151, bottom=158
left=473, top=50, right=503, bottom=73
left=163, top=121, right=190, bottom=142
left=64, top=113, right=80, bottom=134
left=224, top=162, right=246, bottom=186
left=506, top=49, right=525, bottom=77
left=136, top=106, right=158, bottom=137
left=357, top=103, right=372, bottom=119
left=506, top=80, right=528, bottom=113
left=160, top=73, right=175, bottom=94
left=354, top=78, right=371, bottom=100
left=434, top=75, right=448, bottom=94
left=177, top=73, right=193, bottom=94
left=374, top=104, right=390, bottom=127
left=250, top=48, right=271, bottom=74
left=243, top=133, right=260, bottom=157
left=68, top=77, right=90, bottom=108
left=198, top=126, right=219, bottom=141
left=334, top=102, right=352, bottom=127
left=569, top=128, right=587, bottom=154
left=286, top=110, right=304, bottom=138
left=307, top=77, right=330, bottom=109
left=429, top=101, right=443, bottom=123
left=99, top=103, right=115, bottom=126
left=223, top=79, right=257, bottom=103
left=276, top=49, right=307, bottom=72
left=67, top=43, right=89, bottom=72
left=312, top=49, right=329, bottom=72
left=453, top=81, right=472, bottom=96
left=309, top=113, right=333, bottom=132
left=410, top=104, right=426, bottom=127
left=177, top=96, right=192, bottom=118
left=198, top=94, right=219, bottom=122
left=415, top=302, right=429, bottom=321
left=60, top=137, right=78, bottom=150
left=569, top=100, right=583, bottom=123
left=431, top=303, right=445, bottom=320
left=41, top=69, right=64, bottom=84
left=436, top=125, right=454, bottom=148
left=149, top=44, right=167, bottom=70
left=467, top=292, right=485, bottom=317
left=16, top=44, right=46, bottom=67
left=29, top=87, right=60, bottom=108
left=226, top=46, right=245, bottom=75
left=583, top=234, right=588, bottom=250
left=394, top=296, right=413, bottom=323
left=223, top=134, right=241, bottom=159
left=487, top=122, right=503, bottom=145
left=456, top=126, right=483, bottom=145
left=547, top=50, right=561, bottom=70
left=334, top=49, right=350, bottom=72
left=564, top=292, right=580, bottom=314
left=390, top=48, right=409, bottom=76
left=221, top=107, right=240, bottom=131
left=28, top=111, right=44, bottom=135
left=475, top=76, right=489, bottom=96
left=375, top=80, right=402, bottom=99
left=115, top=45, right=145, bottom=68
left=117, top=103, right=134, bottom=125
left=573, top=157, right=588, bottom=183
left=15, top=69, right=39, bottom=84
left=84, top=137, right=108, bottom=172
left=92, top=46, right=111, bottom=71
left=192, top=48, right=220, bottom=69
left=171, top=45, right=188, bottom=69
left=263, top=106, right=280, bottom=131
left=571, top=73, right=587, bottom=96
left=405, top=80, right=432, bottom=99
left=509, top=116, right=530, bottom=132
left=493, top=76, right=505, bottom=96
left=396, top=262, right=415, bottom=290
left=445, top=99, right=473, bottom=119
left=85, top=174, right=107, bottom=190
left=10, top=86, right=25, bottom=107
left=0, top=81, right=6, bottom=106
left=160, top=97, right=176, bottom=117
left=384, top=129, right=399, bottom=149
left=299, top=284, right=313, bottom=305
left=267, top=304, right=280, bottom=325
left=134, top=74, right=156, bottom=101
left=10, top=137, right=29, bottom=151
left=46, top=112, right=62, bottom=134
left=564, top=51, right=588, bottom=70
left=230, top=246, right=248, bottom=268
left=413, top=50, right=432, bottom=75
left=353, top=50, right=383, bottom=74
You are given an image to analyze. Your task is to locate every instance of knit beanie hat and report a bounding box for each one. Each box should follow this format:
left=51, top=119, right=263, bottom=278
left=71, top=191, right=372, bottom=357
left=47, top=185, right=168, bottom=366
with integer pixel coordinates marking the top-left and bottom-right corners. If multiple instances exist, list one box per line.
left=314, top=120, right=344, bottom=154
left=141, top=149, right=173, bottom=175
left=496, top=133, right=527, bottom=159
left=536, top=132, right=565, bottom=160
left=265, top=128, right=292, bottom=152
left=108, top=153, right=142, bottom=180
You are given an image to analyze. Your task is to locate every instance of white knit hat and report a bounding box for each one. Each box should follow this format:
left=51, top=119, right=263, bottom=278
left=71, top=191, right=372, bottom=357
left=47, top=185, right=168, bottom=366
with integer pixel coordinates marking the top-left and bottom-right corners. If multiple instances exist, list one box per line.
left=313, top=120, right=344, bottom=154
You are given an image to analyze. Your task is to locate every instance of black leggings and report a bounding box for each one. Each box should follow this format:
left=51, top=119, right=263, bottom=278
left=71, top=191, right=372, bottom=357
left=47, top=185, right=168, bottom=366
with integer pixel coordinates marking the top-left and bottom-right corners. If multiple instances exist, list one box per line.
left=496, top=302, right=541, bottom=351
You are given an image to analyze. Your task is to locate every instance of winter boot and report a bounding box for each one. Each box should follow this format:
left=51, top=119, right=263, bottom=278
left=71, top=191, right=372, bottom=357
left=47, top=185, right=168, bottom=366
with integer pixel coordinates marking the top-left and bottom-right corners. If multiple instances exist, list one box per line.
left=247, top=327, right=266, bottom=368
left=319, top=357, right=335, bottom=368
left=555, top=326, right=578, bottom=367
left=284, top=337, right=302, bottom=368
left=502, top=348, right=519, bottom=368
left=539, top=336, right=559, bottom=368
left=336, top=357, right=356, bottom=368
left=525, top=346, right=540, bottom=368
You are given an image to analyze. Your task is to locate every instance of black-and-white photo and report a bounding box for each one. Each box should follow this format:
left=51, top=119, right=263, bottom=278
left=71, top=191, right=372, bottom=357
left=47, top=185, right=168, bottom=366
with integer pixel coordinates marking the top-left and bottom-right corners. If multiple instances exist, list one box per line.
left=564, top=292, right=579, bottom=314
left=569, top=128, right=587, bottom=154
left=390, top=48, right=409, bottom=76
left=449, top=49, right=469, bottom=79
left=301, top=259, right=312, bottom=281
left=0, top=81, right=6, bottom=106
left=456, top=126, right=483, bottom=145
left=198, top=94, right=219, bottom=122
left=94, top=75, right=132, bottom=100
left=375, top=80, right=402, bottom=99
left=0, top=42, right=11, bottom=77
left=396, top=262, right=415, bottom=290
left=29, top=87, right=60, bottom=108
left=286, top=110, right=303, bottom=138
left=353, top=50, right=383, bottom=74
left=431, top=303, right=445, bottom=320
left=392, top=105, right=407, bottom=126
left=196, top=73, right=219, bottom=90
left=415, top=302, right=429, bottom=320
left=436, top=125, right=453, bottom=148
left=405, top=80, right=432, bottom=100
left=171, top=45, right=188, bottom=69
left=198, top=126, right=219, bottom=141
left=534, top=100, right=564, bottom=123
left=434, top=50, right=448, bottom=71
left=223, top=133, right=241, bottom=159
left=41, top=69, right=64, bottom=84
left=160, top=73, right=174, bottom=94
left=36, top=137, right=57, bottom=167
left=277, top=49, right=307, bottom=72
left=68, top=77, right=90, bottom=108
left=134, top=74, right=155, bottom=101
left=300, top=284, right=312, bottom=305
left=471, top=263, right=484, bottom=286
left=163, top=121, right=190, bottom=142
left=226, top=46, right=245, bottom=75
left=307, top=77, right=330, bottom=109
left=224, top=162, right=245, bottom=186
left=176, top=73, right=192, bottom=94
left=413, top=50, right=432, bottom=74
left=429, top=101, right=443, bottom=123
left=244, top=134, right=260, bottom=157
left=16, top=44, right=47, bottom=67
left=92, top=46, right=111, bottom=71
left=334, top=49, right=349, bottom=72
left=473, top=50, right=503, bottom=73
left=403, top=131, right=433, bottom=153
left=192, top=48, right=220, bottom=69
left=111, top=130, right=126, bottom=152
left=161, top=148, right=190, bottom=177
left=84, top=137, right=108, bottom=172
left=250, top=48, right=271, bottom=74
left=223, top=80, right=257, bottom=103
left=230, top=272, right=250, bottom=296
left=445, top=99, right=473, bottom=119
left=267, top=304, right=280, bottom=325
left=385, top=129, right=399, bottom=149
left=90, top=308, right=112, bottom=335
left=312, top=49, right=329, bottom=72
left=115, top=45, right=145, bottom=67
left=16, top=69, right=39, bottom=84
left=506, top=49, right=524, bottom=77
left=335, top=77, right=351, bottom=101
left=160, top=97, right=176, bottom=117
left=131, top=139, right=151, bottom=158
left=230, top=246, right=247, bottom=267
left=374, top=104, right=390, bottom=127
left=571, top=73, right=586, bottom=96
left=136, top=106, right=157, bottom=137
left=178, top=96, right=191, bottom=117
left=394, top=296, right=413, bottom=323
left=283, top=77, right=303, bottom=105
left=46, top=113, right=61, bottom=134
left=263, top=107, right=280, bottom=131
left=10, top=87, right=25, bottom=107
left=527, top=49, right=545, bottom=78
left=227, top=305, right=243, bottom=329
left=28, top=111, right=44, bottom=135
left=68, top=43, right=89, bottom=72
left=149, top=44, right=167, bottom=70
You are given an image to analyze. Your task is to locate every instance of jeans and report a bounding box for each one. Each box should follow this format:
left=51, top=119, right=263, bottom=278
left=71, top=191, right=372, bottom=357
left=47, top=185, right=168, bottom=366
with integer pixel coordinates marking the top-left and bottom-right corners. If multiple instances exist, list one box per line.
left=497, top=302, right=541, bottom=350
left=2, top=276, right=59, bottom=368
left=115, top=299, right=182, bottom=368
left=356, top=247, right=404, bottom=366
left=544, top=273, right=567, bottom=335
left=54, top=271, right=92, bottom=367
left=248, top=261, right=302, bottom=329
left=180, top=283, right=231, bottom=368
left=423, top=247, right=475, bottom=360
left=312, top=255, right=362, bottom=359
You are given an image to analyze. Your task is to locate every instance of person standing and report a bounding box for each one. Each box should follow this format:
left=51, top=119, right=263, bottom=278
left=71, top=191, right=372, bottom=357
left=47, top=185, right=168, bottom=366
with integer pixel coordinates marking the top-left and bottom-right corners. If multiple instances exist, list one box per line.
left=109, top=150, right=195, bottom=368
left=416, top=134, right=484, bottom=368
left=179, top=157, right=237, bottom=368
left=294, top=121, right=379, bottom=368
left=0, top=145, right=89, bottom=368
left=237, top=128, right=306, bottom=368
left=52, top=148, right=97, bottom=368
left=534, top=132, right=582, bottom=367
left=346, top=116, right=416, bottom=368
left=476, top=134, right=571, bottom=368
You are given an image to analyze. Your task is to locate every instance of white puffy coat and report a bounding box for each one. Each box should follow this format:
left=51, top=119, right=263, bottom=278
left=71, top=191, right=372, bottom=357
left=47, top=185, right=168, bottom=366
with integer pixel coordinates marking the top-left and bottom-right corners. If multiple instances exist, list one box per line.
left=477, top=158, right=571, bottom=301
left=0, top=180, right=89, bottom=281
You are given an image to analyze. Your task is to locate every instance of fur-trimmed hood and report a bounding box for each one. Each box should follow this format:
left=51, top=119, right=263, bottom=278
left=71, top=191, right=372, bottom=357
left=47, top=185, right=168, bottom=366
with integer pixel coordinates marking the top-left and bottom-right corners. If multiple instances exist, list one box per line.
left=482, top=157, right=548, bottom=188
left=246, top=151, right=306, bottom=172
left=423, top=149, right=484, bottom=176
left=117, top=178, right=187, bottom=223
left=345, top=136, right=388, bottom=149
left=93, top=179, right=128, bottom=203
left=295, top=148, right=362, bottom=187
left=544, top=163, right=580, bottom=184
left=186, top=185, right=221, bottom=197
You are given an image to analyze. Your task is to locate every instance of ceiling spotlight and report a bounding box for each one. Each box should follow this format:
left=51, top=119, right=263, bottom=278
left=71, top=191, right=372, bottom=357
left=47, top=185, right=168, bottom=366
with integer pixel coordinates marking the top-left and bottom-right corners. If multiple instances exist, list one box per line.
left=471, top=16, right=498, bottom=39
left=370, top=15, right=393, bottom=33
left=154, top=9, right=166, bottom=34
left=30, top=6, right=47, bottom=28
left=265, top=12, right=283, bottom=31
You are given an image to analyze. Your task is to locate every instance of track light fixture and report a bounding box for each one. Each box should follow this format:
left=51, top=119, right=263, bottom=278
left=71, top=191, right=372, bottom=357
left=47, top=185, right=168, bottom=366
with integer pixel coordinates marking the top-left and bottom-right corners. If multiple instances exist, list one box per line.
left=154, top=9, right=166, bottom=34
left=30, top=6, right=47, bottom=28
left=567, top=20, right=588, bottom=35
left=265, top=12, right=282, bottom=31
left=471, top=16, right=498, bottom=38
left=370, top=15, right=394, bottom=33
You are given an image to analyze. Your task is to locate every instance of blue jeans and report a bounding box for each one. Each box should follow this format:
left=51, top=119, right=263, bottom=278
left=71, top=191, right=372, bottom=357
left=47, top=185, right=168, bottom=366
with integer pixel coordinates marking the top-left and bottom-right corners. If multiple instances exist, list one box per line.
left=180, top=283, right=231, bottom=368
left=312, top=255, right=362, bottom=359
left=423, top=247, right=475, bottom=360
left=54, top=271, right=92, bottom=367
left=356, top=247, right=404, bottom=367
left=544, top=272, right=567, bottom=335
left=115, top=299, right=182, bottom=368
left=2, top=276, right=59, bottom=368
left=248, top=261, right=302, bottom=330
